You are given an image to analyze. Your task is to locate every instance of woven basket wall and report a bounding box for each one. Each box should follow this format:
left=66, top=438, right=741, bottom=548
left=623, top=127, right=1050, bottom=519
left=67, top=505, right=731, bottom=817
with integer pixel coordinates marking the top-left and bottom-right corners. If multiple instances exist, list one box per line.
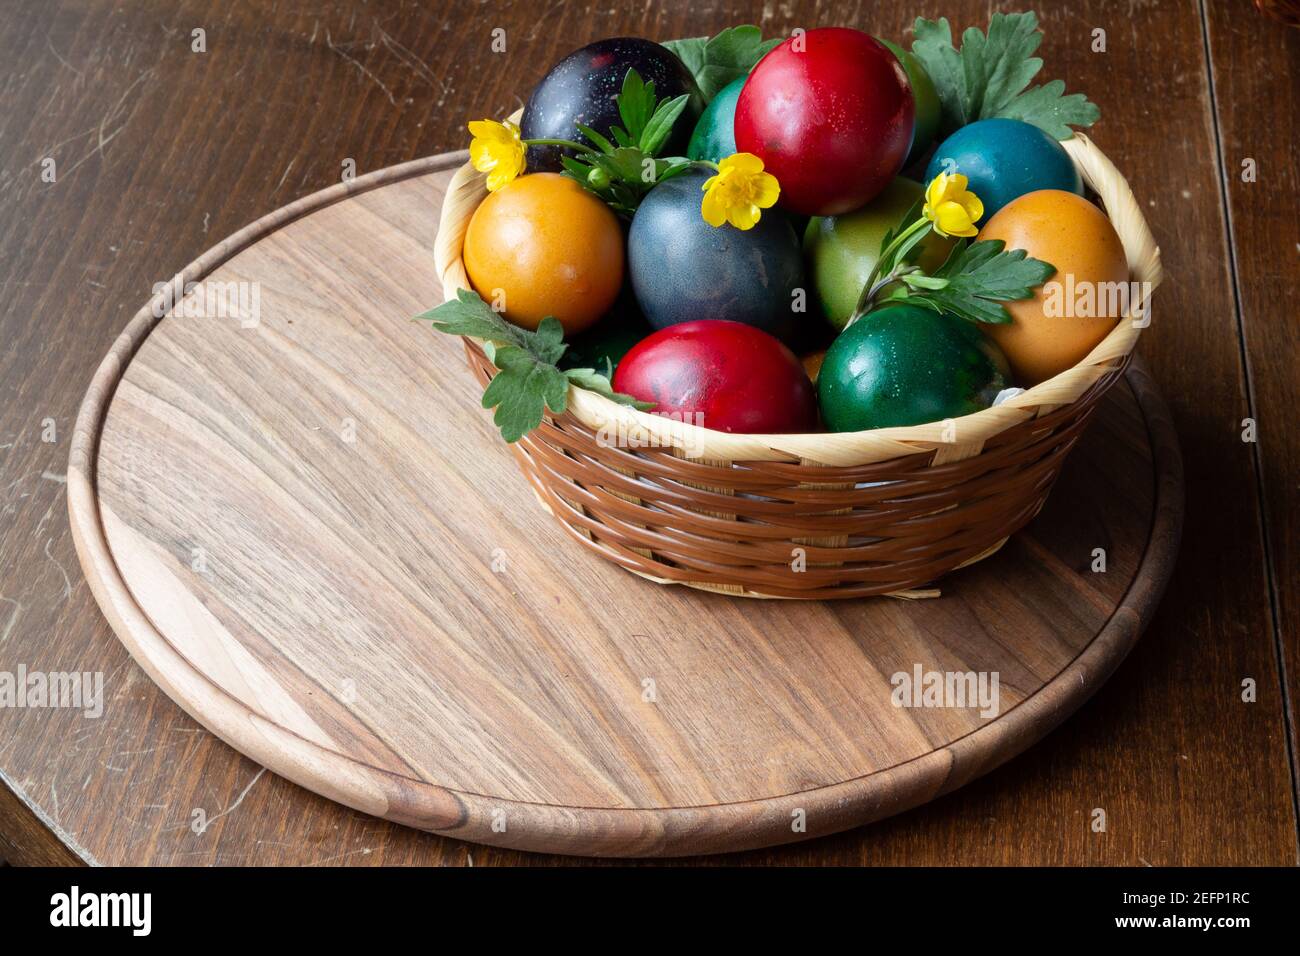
left=433, top=132, right=1162, bottom=599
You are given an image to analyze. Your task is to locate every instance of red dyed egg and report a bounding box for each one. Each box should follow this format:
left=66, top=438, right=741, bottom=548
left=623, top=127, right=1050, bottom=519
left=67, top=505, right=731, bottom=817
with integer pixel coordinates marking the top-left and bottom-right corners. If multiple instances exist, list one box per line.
left=735, top=27, right=914, bottom=217
left=612, top=320, right=818, bottom=434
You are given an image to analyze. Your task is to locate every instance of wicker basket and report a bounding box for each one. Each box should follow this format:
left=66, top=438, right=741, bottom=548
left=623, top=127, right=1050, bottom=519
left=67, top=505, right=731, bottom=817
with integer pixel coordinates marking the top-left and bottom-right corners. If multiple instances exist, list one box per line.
left=433, top=131, right=1162, bottom=599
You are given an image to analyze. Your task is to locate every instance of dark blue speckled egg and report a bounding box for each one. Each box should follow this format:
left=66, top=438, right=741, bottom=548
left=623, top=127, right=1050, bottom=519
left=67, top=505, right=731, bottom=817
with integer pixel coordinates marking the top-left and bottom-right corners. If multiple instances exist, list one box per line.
left=520, top=37, right=703, bottom=172
left=628, top=168, right=805, bottom=343
left=925, top=118, right=1082, bottom=224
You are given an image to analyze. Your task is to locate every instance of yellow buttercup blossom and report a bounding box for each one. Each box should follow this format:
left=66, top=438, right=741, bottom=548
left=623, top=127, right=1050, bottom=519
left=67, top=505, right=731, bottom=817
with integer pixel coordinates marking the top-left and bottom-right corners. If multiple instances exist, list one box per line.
left=701, top=153, right=781, bottom=230
left=468, top=119, right=526, bottom=191
left=923, top=171, right=984, bottom=238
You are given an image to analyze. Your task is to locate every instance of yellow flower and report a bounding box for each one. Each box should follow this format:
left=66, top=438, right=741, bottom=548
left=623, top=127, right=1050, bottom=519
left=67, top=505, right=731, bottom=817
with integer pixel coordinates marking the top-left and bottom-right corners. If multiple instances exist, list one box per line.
left=468, top=119, right=526, bottom=191
left=700, top=153, right=780, bottom=230
left=923, top=171, right=984, bottom=237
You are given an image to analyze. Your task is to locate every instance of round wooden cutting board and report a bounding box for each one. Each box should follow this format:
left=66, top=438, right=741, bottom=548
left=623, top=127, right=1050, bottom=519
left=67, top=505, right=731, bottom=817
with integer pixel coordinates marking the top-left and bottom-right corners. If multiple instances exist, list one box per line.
left=69, top=152, right=1183, bottom=857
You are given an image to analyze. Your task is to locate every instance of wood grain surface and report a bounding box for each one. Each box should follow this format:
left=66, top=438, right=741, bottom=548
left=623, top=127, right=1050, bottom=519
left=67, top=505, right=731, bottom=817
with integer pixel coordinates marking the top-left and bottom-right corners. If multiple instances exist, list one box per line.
left=0, top=0, right=1296, bottom=864
left=67, top=156, right=1178, bottom=856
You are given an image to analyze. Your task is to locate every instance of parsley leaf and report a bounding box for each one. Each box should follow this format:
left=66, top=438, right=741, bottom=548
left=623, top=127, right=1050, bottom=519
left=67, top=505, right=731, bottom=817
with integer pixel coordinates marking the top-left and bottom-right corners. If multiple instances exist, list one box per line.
left=481, top=346, right=570, bottom=442
left=562, top=367, right=655, bottom=409
left=414, top=290, right=651, bottom=442
left=663, top=25, right=781, bottom=102
left=911, top=12, right=1099, bottom=140
left=416, top=288, right=565, bottom=364
left=887, top=238, right=1056, bottom=324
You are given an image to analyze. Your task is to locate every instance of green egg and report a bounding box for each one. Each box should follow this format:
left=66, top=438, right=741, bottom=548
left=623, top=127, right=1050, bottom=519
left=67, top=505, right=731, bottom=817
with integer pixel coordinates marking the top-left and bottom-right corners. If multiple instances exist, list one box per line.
left=818, top=304, right=1010, bottom=431
left=803, top=178, right=953, bottom=330
left=879, top=38, right=941, bottom=167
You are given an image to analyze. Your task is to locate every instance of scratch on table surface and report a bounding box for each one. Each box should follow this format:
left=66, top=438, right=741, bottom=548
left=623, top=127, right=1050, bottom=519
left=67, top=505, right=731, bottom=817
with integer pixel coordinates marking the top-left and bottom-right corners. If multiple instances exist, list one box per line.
left=107, top=655, right=144, bottom=696
left=46, top=37, right=85, bottom=78
left=199, top=767, right=267, bottom=830
left=273, top=158, right=296, bottom=194
left=326, top=29, right=398, bottom=106
left=41, top=470, right=66, bottom=483
left=2, top=471, right=35, bottom=495
left=0, top=597, right=22, bottom=644
left=35, top=498, right=57, bottom=536
left=305, top=846, right=374, bottom=866
left=58, top=67, right=157, bottom=183
left=44, top=537, right=73, bottom=601
left=33, top=125, right=97, bottom=162
left=376, top=24, right=447, bottom=102
left=525, top=0, right=566, bottom=41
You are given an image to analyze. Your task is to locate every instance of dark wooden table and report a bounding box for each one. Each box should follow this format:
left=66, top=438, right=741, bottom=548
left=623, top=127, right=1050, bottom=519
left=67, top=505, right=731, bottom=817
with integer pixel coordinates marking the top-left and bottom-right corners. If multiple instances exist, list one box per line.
left=0, top=0, right=1296, bottom=866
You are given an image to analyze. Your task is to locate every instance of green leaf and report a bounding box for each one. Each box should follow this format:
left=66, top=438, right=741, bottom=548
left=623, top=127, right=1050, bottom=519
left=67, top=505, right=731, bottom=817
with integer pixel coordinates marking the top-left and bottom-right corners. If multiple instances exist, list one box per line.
left=880, top=198, right=925, bottom=251
left=996, top=80, right=1100, bottom=141
left=557, top=66, right=704, bottom=217
left=639, top=93, right=689, bottom=155
left=655, top=158, right=695, bottom=182
left=664, top=25, right=780, bottom=102
left=911, top=18, right=967, bottom=131
left=529, top=315, right=567, bottom=366
left=875, top=199, right=928, bottom=281
left=414, top=288, right=534, bottom=351
left=900, top=273, right=950, bottom=290
left=893, top=228, right=932, bottom=272
left=959, top=13, right=1044, bottom=122
left=481, top=346, right=570, bottom=442
left=616, top=68, right=657, bottom=142
left=415, top=290, right=653, bottom=442
left=560, top=154, right=594, bottom=181
left=900, top=238, right=1056, bottom=324
left=910, top=12, right=1099, bottom=140
left=562, top=367, right=655, bottom=410
left=575, top=123, right=617, bottom=155
left=662, top=37, right=707, bottom=81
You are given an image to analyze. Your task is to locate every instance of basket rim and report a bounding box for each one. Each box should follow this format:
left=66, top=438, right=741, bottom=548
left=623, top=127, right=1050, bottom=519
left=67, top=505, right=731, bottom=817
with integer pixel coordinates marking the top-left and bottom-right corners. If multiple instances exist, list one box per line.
left=434, top=126, right=1162, bottom=466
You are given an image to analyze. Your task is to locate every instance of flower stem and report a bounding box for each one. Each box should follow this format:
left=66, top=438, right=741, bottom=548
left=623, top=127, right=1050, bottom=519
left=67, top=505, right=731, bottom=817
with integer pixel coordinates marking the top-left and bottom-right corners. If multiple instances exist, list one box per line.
left=850, top=218, right=932, bottom=324
left=522, top=137, right=601, bottom=157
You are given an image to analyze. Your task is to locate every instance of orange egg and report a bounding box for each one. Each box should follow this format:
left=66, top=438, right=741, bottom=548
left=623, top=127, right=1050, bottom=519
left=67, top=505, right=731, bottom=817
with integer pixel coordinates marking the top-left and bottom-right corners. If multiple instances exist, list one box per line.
left=464, top=172, right=623, bottom=335
left=801, top=350, right=826, bottom=383
left=977, top=189, right=1129, bottom=385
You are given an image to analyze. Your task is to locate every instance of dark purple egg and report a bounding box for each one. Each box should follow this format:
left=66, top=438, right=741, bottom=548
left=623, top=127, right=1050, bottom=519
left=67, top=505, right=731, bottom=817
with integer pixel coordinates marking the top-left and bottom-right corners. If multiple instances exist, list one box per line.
left=520, top=37, right=703, bottom=172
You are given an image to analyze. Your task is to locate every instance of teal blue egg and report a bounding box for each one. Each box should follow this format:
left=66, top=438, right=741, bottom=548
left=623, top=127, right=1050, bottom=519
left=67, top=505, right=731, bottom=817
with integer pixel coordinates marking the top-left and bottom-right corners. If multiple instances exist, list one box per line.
left=925, top=118, right=1082, bottom=224
left=686, top=77, right=745, bottom=163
